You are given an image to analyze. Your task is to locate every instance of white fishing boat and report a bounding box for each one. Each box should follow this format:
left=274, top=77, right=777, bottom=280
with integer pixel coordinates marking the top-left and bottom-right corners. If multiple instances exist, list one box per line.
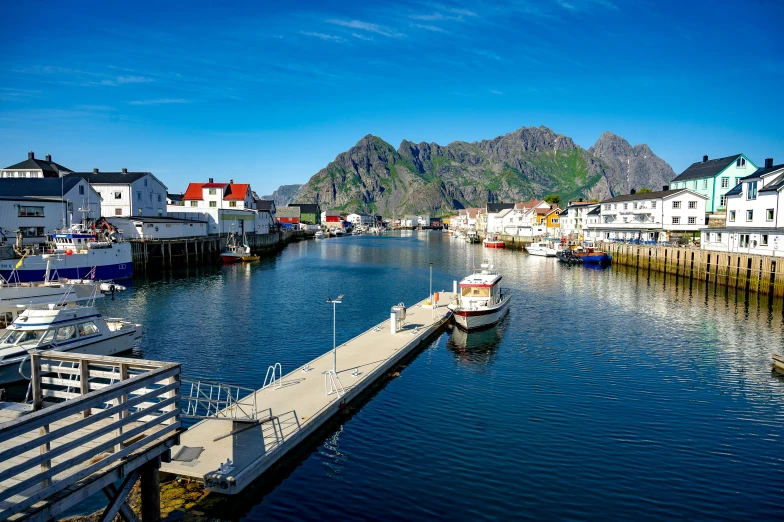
left=448, top=262, right=511, bottom=331
left=334, top=229, right=345, bottom=237
left=0, top=304, right=142, bottom=384
left=314, top=230, right=325, bottom=239
left=525, top=240, right=557, bottom=257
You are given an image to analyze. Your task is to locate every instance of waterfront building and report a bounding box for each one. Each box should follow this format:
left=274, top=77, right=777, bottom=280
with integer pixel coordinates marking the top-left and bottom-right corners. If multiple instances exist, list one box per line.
left=485, top=203, right=515, bottom=234
left=583, top=205, right=602, bottom=242
left=64, top=169, right=168, bottom=218
left=254, top=200, right=276, bottom=232
left=0, top=178, right=100, bottom=245
left=670, top=154, right=757, bottom=213
left=172, top=179, right=266, bottom=234
left=544, top=207, right=562, bottom=236
left=701, top=158, right=784, bottom=256
left=454, top=208, right=481, bottom=232
left=276, top=206, right=301, bottom=227
left=1, top=152, right=73, bottom=178
left=347, top=213, right=374, bottom=227
left=288, top=203, right=321, bottom=225
left=401, top=215, right=419, bottom=227
left=559, top=202, right=599, bottom=240
left=321, top=210, right=343, bottom=227
left=595, top=189, right=707, bottom=242
left=106, top=215, right=209, bottom=239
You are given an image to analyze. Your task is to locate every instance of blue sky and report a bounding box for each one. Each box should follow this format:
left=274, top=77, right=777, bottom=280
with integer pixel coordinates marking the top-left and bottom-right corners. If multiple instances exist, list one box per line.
left=1, top=0, right=782, bottom=196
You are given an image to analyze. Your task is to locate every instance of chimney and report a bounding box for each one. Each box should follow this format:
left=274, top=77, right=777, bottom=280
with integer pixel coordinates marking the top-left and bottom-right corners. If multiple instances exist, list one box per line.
left=663, top=185, right=669, bottom=191
left=45, top=154, right=51, bottom=162
left=765, top=158, right=774, bottom=169
left=703, top=155, right=708, bottom=162
left=230, top=178, right=234, bottom=184
left=122, top=168, right=128, bottom=174
left=93, top=168, right=99, bottom=174
left=28, top=151, right=34, bottom=160
left=630, top=188, right=636, bottom=195
left=209, top=177, right=214, bottom=183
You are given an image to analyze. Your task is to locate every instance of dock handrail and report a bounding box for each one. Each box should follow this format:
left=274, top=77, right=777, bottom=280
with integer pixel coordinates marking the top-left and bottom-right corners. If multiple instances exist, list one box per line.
left=181, top=378, right=266, bottom=422
left=263, top=363, right=282, bottom=391
left=0, top=350, right=180, bottom=522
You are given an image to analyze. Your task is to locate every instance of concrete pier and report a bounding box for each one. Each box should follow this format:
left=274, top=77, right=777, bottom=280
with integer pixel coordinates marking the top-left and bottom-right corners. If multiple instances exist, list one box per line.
left=161, top=292, right=457, bottom=494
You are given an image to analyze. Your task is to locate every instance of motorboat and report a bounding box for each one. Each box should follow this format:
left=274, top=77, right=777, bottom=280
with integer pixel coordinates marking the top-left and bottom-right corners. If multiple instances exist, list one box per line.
left=448, top=262, right=511, bottom=330
left=334, top=229, right=344, bottom=237
left=314, top=230, right=325, bottom=239
left=483, top=236, right=505, bottom=249
left=465, top=232, right=480, bottom=244
left=556, top=245, right=612, bottom=266
left=0, top=224, right=132, bottom=283
left=0, top=304, right=142, bottom=384
left=525, top=240, right=557, bottom=257
left=220, top=233, right=259, bottom=263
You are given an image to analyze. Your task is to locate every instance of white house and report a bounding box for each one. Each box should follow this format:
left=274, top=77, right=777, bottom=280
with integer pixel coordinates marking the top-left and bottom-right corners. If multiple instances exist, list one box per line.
left=485, top=203, right=515, bottom=234
left=401, top=216, right=419, bottom=228
left=347, top=213, right=374, bottom=227
left=0, top=178, right=101, bottom=245
left=106, top=216, right=209, bottom=240
left=454, top=208, right=481, bottom=231
left=171, top=179, right=267, bottom=235
left=64, top=169, right=168, bottom=218
left=595, top=188, right=708, bottom=243
left=1, top=152, right=73, bottom=178
left=560, top=202, right=599, bottom=239
left=701, top=158, right=784, bottom=256
left=583, top=206, right=602, bottom=242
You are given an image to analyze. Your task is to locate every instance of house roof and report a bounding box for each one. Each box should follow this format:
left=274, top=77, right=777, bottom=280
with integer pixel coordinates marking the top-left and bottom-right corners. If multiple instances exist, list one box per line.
left=255, top=200, right=276, bottom=211
left=465, top=208, right=480, bottom=219
left=761, top=168, right=784, bottom=193
left=601, top=188, right=706, bottom=203
left=515, top=198, right=544, bottom=210
left=167, top=193, right=184, bottom=203
left=288, top=203, right=319, bottom=214
left=495, top=208, right=513, bottom=219
left=183, top=183, right=205, bottom=200
left=4, top=158, right=59, bottom=173
left=324, top=210, right=342, bottom=217
left=729, top=165, right=784, bottom=196
left=487, top=202, right=514, bottom=213
left=533, top=207, right=553, bottom=215
left=223, top=184, right=250, bottom=201
left=587, top=206, right=601, bottom=215
left=559, top=208, right=569, bottom=216
left=202, top=183, right=228, bottom=188
left=672, top=155, right=742, bottom=182
left=65, top=171, right=152, bottom=184
left=0, top=178, right=84, bottom=198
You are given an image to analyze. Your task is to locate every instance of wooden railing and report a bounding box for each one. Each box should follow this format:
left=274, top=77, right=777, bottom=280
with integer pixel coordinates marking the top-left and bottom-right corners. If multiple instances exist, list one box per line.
left=0, top=351, right=180, bottom=522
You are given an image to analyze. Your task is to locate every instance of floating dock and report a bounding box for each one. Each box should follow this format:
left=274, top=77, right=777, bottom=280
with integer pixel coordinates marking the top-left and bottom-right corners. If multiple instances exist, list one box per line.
left=161, top=292, right=457, bottom=494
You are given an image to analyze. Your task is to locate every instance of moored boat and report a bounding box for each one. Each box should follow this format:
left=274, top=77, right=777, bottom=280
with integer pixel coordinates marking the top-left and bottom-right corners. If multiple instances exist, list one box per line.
left=483, top=236, right=505, bottom=248
left=0, top=304, right=142, bottom=384
left=221, top=233, right=259, bottom=263
left=314, top=230, right=325, bottom=239
left=556, top=245, right=612, bottom=266
left=525, top=240, right=557, bottom=257
left=448, top=262, right=511, bottom=330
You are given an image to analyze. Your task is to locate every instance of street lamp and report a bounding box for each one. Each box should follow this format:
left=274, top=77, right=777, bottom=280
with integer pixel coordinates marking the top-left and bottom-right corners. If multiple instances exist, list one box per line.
left=325, top=294, right=344, bottom=372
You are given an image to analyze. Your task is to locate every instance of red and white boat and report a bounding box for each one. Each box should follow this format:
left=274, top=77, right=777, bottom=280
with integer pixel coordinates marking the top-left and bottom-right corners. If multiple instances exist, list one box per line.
left=448, top=263, right=511, bottom=330
left=483, top=236, right=505, bottom=248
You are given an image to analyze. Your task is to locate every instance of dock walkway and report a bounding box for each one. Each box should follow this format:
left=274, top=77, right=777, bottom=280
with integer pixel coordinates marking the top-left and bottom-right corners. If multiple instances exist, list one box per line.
left=162, top=292, right=457, bottom=494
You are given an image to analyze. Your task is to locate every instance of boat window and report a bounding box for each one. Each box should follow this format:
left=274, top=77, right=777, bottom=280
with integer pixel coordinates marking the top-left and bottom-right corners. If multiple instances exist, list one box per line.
left=0, top=329, right=21, bottom=344
left=41, top=329, right=55, bottom=343
left=0, top=312, right=13, bottom=329
left=16, top=329, right=47, bottom=345
left=78, top=322, right=99, bottom=336
left=461, top=287, right=490, bottom=297
left=55, top=325, right=77, bottom=341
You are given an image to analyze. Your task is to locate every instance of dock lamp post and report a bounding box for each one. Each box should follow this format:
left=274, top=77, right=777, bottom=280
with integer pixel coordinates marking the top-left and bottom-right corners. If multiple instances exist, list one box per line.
left=326, top=294, right=344, bottom=373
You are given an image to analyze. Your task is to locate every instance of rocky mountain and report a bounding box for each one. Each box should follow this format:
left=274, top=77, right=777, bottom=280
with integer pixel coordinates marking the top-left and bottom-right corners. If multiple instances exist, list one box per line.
left=291, top=126, right=674, bottom=216
left=588, top=132, right=674, bottom=197
left=262, top=184, right=302, bottom=207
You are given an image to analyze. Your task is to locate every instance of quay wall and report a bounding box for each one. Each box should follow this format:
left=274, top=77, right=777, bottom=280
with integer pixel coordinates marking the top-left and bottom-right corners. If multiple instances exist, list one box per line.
left=130, top=230, right=296, bottom=271
left=605, top=243, right=784, bottom=298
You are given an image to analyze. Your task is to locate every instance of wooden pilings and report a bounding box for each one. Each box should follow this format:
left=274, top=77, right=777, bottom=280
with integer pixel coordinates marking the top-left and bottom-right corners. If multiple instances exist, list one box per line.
left=605, top=243, right=784, bottom=297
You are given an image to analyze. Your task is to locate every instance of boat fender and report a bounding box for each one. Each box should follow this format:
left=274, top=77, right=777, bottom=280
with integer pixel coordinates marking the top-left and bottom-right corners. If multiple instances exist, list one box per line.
left=434, top=292, right=439, bottom=303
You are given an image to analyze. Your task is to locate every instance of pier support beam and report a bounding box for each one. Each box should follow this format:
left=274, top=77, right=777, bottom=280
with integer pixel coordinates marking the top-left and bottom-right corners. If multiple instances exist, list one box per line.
left=140, top=458, right=161, bottom=522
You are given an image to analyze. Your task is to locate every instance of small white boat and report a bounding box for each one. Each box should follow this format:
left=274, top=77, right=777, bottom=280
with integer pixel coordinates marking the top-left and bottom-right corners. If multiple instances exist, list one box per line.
left=334, top=229, right=344, bottom=237
left=525, top=241, right=557, bottom=257
left=314, top=231, right=325, bottom=239
left=448, top=262, right=511, bottom=331
left=0, top=304, right=142, bottom=384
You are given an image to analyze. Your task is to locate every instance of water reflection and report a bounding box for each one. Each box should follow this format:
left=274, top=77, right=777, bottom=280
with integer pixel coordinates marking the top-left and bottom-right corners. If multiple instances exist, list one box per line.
left=445, top=319, right=508, bottom=370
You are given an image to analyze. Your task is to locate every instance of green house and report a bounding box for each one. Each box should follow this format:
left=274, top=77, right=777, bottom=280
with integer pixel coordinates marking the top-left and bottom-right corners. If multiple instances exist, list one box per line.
left=288, top=203, right=321, bottom=225
left=670, top=154, right=757, bottom=213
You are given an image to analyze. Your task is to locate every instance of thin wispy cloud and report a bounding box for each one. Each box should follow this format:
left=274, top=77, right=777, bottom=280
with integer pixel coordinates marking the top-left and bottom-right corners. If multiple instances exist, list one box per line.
left=75, top=104, right=115, bottom=111
left=351, top=32, right=374, bottom=41
left=411, top=23, right=449, bottom=33
left=101, top=75, right=154, bottom=86
left=300, top=31, right=346, bottom=42
left=489, top=89, right=504, bottom=95
left=326, top=19, right=405, bottom=38
left=128, top=98, right=190, bottom=105
left=469, top=49, right=502, bottom=60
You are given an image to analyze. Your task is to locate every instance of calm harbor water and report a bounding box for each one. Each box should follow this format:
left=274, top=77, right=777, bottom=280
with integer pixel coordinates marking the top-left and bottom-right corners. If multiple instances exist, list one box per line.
left=76, top=232, right=784, bottom=519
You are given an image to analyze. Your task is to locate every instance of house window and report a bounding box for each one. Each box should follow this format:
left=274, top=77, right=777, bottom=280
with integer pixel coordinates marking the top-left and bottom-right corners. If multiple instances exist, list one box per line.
left=229, top=201, right=237, bottom=207
left=79, top=185, right=85, bottom=195
left=209, top=189, right=216, bottom=195
left=115, top=208, right=122, bottom=215
left=720, top=195, right=727, bottom=207
left=767, top=209, right=774, bottom=221
left=688, top=201, right=697, bottom=209
left=137, top=191, right=142, bottom=201
left=651, top=201, right=657, bottom=209
left=735, top=177, right=741, bottom=186
left=633, top=202, right=637, bottom=209
left=672, top=216, right=681, bottom=225
left=693, top=181, right=697, bottom=190
left=747, top=210, right=753, bottom=221
left=747, top=181, right=757, bottom=200
left=623, top=203, right=628, bottom=210
left=736, top=157, right=746, bottom=168
left=18, top=206, right=44, bottom=217
left=191, top=201, right=198, bottom=207
left=721, top=177, right=729, bottom=188
left=603, top=204, right=610, bottom=211
left=158, top=194, right=162, bottom=202
left=144, top=178, right=148, bottom=186
left=158, top=208, right=163, bottom=216
left=688, top=216, right=696, bottom=225
left=702, top=179, right=708, bottom=189
left=115, top=192, right=122, bottom=199
left=761, top=234, right=769, bottom=246
left=740, top=234, right=749, bottom=248
left=729, top=211, right=736, bottom=222
left=209, top=201, right=217, bottom=208
left=672, top=201, right=681, bottom=209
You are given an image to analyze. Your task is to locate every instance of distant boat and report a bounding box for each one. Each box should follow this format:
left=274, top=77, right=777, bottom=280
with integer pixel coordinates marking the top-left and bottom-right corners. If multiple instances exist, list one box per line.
left=483, top=237, right=505, bottom=249
left=314, top=230, right=325, bottom=239
left=448, top=262, right=511, bottom=330
left=465, top=232, right=480, bottom=244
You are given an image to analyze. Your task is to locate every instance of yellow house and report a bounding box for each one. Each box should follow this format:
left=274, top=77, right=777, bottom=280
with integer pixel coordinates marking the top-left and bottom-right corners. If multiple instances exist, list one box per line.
left=544, top=207, right=561, bottom=234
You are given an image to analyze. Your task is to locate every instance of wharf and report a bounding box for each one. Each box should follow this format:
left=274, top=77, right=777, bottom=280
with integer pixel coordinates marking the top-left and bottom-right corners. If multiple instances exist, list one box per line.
left=161, top=292, right=457, bottom=495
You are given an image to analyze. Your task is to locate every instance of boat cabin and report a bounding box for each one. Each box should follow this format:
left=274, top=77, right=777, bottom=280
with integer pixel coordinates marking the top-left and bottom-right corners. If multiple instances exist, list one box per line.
left=458, top=266, right=503, bottom=307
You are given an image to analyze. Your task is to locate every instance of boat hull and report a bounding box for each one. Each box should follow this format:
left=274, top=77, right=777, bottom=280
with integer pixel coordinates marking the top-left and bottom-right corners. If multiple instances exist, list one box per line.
left=451, top=295, right=511, bottom=331
left=525, top=247, right=555, bottom=257
left=484, top=241, right=505, bottom=249
left=0, top=330, right=139, bottom=385
left=220, top=254, right=242, bottom=265
left=0, top=245, right=133, bottom=283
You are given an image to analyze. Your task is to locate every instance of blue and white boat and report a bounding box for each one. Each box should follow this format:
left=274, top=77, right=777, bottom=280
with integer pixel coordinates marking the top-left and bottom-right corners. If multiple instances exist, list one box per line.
left=0, top=224, right=132, bottom=283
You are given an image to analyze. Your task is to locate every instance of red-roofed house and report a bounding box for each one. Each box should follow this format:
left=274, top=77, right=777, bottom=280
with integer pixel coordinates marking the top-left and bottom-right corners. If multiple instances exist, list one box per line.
left=168, top=178, right=273, bottom=234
